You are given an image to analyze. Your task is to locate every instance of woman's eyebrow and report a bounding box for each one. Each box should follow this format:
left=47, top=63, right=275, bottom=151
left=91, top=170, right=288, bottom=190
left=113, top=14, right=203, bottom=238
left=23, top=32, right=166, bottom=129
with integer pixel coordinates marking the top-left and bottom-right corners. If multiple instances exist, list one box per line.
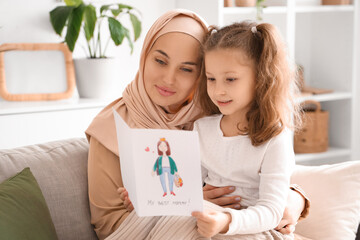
left=155, top=49, right=197, bottom=66
left=182, top=61, right=197, bottom=66
left=155, top=50, right=169, bottom=58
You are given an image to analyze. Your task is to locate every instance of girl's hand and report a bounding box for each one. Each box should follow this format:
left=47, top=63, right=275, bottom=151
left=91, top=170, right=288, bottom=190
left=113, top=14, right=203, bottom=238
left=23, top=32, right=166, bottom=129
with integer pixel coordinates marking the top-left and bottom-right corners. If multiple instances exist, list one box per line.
left=151, top=170, right=155, bottom=176
left=203, top=184, right=241, bottom=210
left=192, top=210, right=232, bottom=238
left=117, top=187, right=134, bottom=212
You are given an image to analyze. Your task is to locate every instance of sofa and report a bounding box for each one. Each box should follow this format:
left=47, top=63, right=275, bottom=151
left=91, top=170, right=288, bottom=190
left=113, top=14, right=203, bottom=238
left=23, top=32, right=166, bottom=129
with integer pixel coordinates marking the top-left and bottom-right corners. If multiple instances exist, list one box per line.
left=0, top=138, right=359, bottom=240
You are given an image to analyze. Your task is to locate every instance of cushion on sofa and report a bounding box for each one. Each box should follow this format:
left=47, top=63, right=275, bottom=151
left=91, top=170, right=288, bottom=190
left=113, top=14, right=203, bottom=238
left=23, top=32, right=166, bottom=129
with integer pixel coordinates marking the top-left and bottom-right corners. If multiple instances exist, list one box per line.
left=0, top=167, right=58, bottom=239
left=0, top=138, right=97, bottom=240
left=291, top=161, right=360, bottom=240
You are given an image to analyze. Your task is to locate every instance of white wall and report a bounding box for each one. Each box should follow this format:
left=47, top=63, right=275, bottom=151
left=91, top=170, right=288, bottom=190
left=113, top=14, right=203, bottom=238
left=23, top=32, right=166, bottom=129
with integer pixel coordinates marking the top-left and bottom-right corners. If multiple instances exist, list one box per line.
left=0, top=0, right=176, bottom=93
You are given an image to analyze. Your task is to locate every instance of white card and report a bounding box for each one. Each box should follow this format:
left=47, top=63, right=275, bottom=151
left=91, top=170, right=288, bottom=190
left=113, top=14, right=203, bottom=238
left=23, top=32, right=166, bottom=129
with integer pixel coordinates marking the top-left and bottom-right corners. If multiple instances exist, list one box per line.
left=113, top=109, right=203, bottom=217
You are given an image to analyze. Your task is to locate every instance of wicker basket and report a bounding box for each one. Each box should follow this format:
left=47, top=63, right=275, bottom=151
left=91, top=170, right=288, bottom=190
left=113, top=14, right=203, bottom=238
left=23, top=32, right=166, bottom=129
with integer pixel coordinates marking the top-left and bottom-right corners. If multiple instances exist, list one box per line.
left=294, top=100, right=329, bottom=153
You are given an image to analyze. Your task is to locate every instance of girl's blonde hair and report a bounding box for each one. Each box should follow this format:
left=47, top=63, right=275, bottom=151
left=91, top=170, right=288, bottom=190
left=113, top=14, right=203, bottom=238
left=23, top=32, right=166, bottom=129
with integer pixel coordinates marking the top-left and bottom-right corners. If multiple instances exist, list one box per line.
left=199, top=21, right=302, bottom=146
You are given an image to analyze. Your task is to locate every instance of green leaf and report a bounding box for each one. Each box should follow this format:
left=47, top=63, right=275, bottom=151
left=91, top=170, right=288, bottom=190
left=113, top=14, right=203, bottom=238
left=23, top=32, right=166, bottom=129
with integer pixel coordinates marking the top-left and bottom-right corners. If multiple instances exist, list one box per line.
left=84, top=4, right=96, bottom=41
left=65, top=0, right=82, bottom=7
left=49, top=6, right=74, bottom=36
left=117, top=4, right=133, bottom=10
left=111, top=8, right=123, bottom=17
left=65, top=4, right=85, bottom=51
left=100, top=5, right=110, bottom=14
left=129, top=13, right=141, bottom=41
left=108, top=17, right=125, bottom=45
left=124, top=28, right=134, bottom=53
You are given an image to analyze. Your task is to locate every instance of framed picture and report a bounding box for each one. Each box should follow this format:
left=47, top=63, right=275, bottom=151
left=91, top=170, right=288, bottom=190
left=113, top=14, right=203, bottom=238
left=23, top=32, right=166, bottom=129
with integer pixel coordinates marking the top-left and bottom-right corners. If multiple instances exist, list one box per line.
left=0, top=43, right=76, bottom=101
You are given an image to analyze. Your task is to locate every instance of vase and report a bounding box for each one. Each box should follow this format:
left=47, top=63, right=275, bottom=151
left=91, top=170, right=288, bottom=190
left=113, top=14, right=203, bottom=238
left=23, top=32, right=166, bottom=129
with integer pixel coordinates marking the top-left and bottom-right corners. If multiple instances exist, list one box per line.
left=224, top=0, right=233, bottom=7
left=322, top=0, right=350, bottom=5
left=74, top=58, right=124, bottom=99
left=235, top=0, right=256, bottom=7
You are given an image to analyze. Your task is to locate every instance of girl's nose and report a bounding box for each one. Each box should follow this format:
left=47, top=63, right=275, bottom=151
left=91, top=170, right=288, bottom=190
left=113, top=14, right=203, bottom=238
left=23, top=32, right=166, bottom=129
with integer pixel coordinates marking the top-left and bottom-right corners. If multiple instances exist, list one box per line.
left=214, top=82, right=226, bottom=96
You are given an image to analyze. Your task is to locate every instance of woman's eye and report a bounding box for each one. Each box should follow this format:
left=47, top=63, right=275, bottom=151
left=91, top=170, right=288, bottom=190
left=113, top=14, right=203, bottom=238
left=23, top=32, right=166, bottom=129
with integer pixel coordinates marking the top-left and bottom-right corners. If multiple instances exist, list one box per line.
left=181, top=68, right=193, bottom=73
left=155, top=58, right=166, bottom=65
left=207, top=77, right=215, bottom=81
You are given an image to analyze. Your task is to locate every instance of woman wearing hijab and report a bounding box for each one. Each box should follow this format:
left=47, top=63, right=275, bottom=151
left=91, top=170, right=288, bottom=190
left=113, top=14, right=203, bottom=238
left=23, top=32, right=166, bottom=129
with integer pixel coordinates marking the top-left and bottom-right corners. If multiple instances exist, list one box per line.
left=86, top=9, right=309, bottom=240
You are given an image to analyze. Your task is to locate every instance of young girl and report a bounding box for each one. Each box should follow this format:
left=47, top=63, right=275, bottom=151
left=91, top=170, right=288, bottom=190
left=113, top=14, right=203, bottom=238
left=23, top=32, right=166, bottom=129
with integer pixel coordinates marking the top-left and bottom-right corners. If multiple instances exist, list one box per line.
left=192, top=21, right=301, bottom=239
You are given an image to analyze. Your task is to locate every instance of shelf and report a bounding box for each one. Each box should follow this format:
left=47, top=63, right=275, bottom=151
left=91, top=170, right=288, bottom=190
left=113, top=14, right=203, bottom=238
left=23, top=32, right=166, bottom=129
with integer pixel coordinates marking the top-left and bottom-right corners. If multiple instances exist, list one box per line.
left=297, top=91, right=352, bottom=102
left=295, top=5, right=354, bottom=13
left=295, top=147, right=351, bottom=163
left=222, top=5, right=353, bottom=15
left=0, top=98, right=111, bottom=115
left=222, top=6, right=287, bottom=15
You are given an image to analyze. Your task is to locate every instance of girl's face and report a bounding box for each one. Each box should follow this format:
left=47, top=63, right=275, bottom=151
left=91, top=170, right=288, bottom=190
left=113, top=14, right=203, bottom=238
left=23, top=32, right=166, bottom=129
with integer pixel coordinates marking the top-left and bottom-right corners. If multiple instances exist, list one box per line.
left=158, top=141, right=168, bottom=153
left=205, top=48, right=256, bottom=120
left=144, top=32, right=201, bottom=113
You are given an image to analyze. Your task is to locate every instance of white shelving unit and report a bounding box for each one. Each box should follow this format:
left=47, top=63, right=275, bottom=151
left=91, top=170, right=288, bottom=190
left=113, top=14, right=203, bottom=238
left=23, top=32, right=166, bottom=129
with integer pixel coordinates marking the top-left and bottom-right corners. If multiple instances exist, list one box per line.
left=176, top=0, right=359, bottom=165
left=0, top=98, right=110, bottom=149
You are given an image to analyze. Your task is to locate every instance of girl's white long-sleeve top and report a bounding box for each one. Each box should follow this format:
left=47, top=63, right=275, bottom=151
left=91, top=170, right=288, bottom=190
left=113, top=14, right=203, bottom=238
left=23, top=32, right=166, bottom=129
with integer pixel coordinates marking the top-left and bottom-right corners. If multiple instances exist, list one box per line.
left=193, top=115, right=295, bottom=235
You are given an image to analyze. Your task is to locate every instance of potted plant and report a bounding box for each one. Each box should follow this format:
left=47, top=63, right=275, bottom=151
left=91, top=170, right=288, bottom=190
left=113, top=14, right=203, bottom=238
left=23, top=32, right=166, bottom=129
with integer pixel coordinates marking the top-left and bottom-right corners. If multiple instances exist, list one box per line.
left=235, top=0, right=266, bottom=21
left=49, top=0, right=142, bottom=99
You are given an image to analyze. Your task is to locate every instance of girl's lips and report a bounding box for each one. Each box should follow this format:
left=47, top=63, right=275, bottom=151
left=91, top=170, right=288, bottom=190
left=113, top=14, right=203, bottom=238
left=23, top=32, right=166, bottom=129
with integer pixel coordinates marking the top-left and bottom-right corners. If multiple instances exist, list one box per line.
left=156, top=85, right=176, bottom=97
left=217, top=100, right=232, bottom=106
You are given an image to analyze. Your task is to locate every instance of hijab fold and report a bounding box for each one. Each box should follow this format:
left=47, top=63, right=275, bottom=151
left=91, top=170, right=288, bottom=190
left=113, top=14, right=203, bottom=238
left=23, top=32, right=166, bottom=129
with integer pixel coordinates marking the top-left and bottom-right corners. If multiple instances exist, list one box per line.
left=86, top=9, right=208, bottom=156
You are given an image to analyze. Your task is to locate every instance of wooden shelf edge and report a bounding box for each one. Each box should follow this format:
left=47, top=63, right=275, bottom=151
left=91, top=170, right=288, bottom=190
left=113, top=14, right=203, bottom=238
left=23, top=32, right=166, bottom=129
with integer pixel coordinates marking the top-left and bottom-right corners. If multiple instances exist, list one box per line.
left=295, top=147, right=351, bottom=163
left=0, top=98, right=110, bottom=115
left=297, top=91, right=352, bottom=102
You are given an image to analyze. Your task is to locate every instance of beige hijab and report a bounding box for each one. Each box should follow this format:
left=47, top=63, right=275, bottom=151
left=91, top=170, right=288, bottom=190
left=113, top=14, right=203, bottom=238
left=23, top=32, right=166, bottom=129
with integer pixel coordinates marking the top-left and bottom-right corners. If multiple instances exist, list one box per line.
left=85, top=9, right=208, bottom=156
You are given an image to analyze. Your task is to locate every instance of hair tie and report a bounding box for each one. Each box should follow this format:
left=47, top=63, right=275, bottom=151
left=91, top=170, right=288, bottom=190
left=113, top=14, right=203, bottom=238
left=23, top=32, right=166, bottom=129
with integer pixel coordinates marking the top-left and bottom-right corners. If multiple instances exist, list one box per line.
left=211, top=28, right=217, bottom=34
left=251, top=26, right=257, bottom=34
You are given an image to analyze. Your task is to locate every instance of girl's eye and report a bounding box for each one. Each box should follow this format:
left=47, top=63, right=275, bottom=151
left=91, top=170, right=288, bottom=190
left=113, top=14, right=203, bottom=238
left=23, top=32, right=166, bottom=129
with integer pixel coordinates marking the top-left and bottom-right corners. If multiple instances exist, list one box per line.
left=226, top=78, right=237, bottom=82
left=207, top=77, right=215, bottom=81
left=155, top=58, right=166, bottom=65
left=181, top=68, right=193, bottom=73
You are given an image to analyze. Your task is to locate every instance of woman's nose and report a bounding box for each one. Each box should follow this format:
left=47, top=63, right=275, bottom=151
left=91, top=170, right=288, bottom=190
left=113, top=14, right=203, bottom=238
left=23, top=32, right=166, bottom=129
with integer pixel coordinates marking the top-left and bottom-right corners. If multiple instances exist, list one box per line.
left=163, top=68, right=176, bottom=85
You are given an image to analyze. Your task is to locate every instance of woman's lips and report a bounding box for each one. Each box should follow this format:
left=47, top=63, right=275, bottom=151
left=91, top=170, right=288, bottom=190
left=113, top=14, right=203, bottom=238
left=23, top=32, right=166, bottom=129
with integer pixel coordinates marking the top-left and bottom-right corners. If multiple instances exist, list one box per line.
left=156, top=85, right=176, bottom=97
left=217, top=100, right=232, bottom=106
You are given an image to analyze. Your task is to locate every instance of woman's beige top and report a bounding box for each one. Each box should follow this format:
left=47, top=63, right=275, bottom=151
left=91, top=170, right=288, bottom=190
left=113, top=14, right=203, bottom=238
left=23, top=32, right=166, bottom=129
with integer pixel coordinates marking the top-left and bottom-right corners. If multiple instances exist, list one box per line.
left=85, top=9, right=208, bottom=239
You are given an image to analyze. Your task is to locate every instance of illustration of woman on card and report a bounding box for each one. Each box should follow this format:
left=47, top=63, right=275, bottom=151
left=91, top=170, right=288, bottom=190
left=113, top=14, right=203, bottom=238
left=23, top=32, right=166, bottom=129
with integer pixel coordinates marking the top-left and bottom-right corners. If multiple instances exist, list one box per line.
left=153, top=138, right=178, bottom=197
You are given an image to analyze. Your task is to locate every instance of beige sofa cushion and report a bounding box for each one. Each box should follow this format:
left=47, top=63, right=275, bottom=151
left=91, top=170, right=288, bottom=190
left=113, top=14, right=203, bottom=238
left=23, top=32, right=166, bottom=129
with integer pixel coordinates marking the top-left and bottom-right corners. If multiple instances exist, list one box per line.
left=291, top=161, right=360, bottom=240
left=0, top=138, right=97, bottom=240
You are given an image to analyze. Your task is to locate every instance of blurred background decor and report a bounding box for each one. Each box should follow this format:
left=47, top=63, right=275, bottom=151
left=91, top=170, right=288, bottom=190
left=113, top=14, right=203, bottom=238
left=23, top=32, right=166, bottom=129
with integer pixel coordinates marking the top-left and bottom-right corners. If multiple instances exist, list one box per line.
left=294, top=100, right=329, bottom=154
left=49, top=0, right=142, bottom=99
left=0, top=43, right=75, bottom=101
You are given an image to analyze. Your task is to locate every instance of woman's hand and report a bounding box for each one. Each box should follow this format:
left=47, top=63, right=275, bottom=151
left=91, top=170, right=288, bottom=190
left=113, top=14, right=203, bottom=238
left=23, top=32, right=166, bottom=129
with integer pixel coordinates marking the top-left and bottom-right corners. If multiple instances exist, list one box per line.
left=192, top=210, right=231, bottom=238
left=117, top=187, right=134, bottom=212
left=275, top=188, right=305, bottom=234
left=203, top=184, right=241, bottom=209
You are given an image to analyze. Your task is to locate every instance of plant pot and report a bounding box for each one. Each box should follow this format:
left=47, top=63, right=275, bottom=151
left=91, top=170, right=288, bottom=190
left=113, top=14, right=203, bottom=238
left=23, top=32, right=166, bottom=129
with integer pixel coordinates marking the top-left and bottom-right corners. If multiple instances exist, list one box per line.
left=224, top=0, right=233, bottom=7
left=322, top=0, right=350, bottom=5
left=74, top=58, right=124, bottom=99
left=235, top=0, right=256, bottom=7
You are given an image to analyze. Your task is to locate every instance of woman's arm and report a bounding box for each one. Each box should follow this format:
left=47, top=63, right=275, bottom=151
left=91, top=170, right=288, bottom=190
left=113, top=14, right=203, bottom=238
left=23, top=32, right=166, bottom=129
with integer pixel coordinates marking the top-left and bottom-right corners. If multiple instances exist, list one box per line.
left=275, top=184, right=310, bottom=234
left=88, top=137, right=130, bottom=240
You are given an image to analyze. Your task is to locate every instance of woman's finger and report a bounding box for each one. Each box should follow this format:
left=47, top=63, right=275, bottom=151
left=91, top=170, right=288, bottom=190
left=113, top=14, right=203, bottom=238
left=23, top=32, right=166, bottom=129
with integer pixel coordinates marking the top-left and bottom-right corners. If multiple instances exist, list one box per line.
left=277, top=224, right=296, bottom=234
left=203, top=185, right=236, bottom=200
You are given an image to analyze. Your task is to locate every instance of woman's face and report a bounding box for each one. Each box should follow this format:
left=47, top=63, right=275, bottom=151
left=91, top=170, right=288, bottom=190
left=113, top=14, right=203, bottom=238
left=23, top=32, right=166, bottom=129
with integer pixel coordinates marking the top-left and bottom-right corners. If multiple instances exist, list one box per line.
left=144, top=32, right=201, bottom=113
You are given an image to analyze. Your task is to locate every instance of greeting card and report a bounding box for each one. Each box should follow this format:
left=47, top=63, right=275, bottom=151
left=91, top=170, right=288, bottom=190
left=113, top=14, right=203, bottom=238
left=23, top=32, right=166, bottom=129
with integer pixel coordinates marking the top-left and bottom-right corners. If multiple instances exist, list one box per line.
left=113, top=109, right=203, bottom=217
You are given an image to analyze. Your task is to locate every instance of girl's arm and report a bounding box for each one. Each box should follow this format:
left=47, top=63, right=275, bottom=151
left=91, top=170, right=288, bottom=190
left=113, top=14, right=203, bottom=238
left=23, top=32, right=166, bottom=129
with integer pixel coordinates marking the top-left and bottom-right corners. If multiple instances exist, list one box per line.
left=223, top=131, right=295, bottom=235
